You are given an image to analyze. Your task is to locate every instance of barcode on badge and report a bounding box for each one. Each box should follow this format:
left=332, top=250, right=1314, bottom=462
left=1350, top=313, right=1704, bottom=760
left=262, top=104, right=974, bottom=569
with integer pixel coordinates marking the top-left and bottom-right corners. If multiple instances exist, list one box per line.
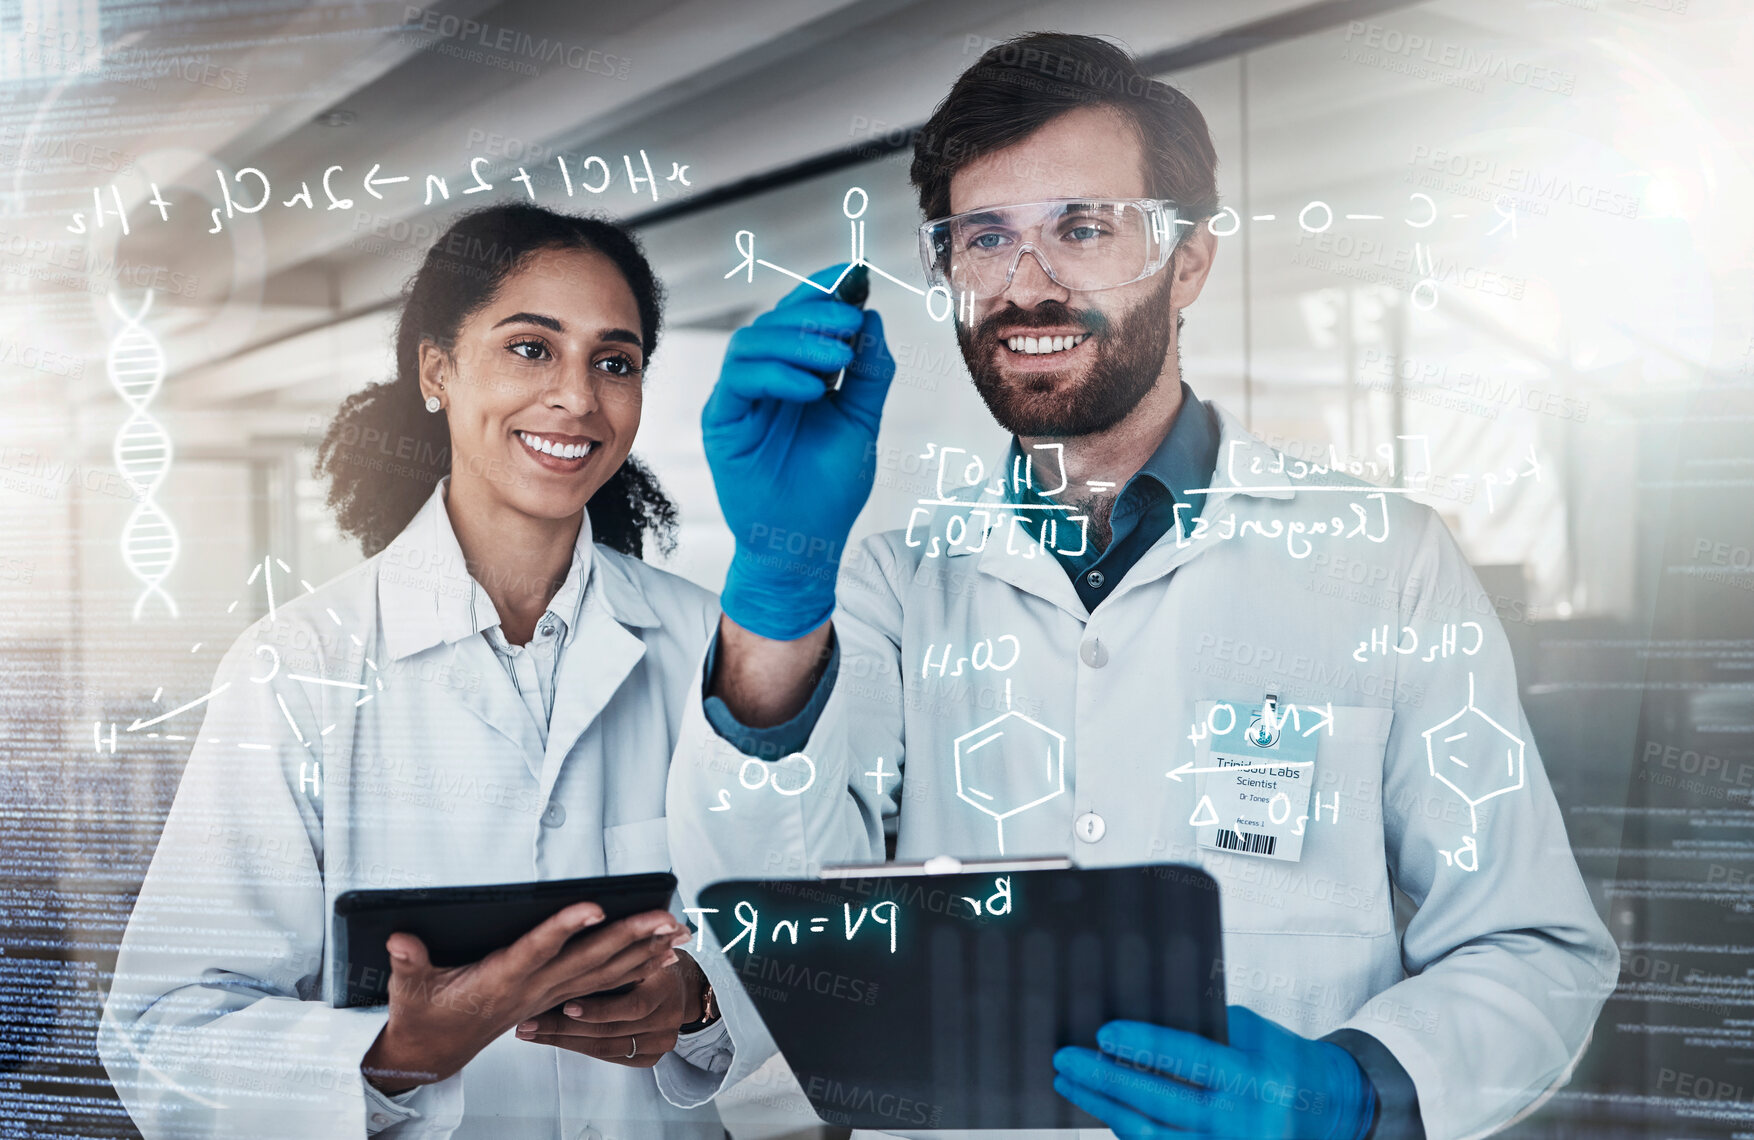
left=1215, top=828, right=1277, bottom=856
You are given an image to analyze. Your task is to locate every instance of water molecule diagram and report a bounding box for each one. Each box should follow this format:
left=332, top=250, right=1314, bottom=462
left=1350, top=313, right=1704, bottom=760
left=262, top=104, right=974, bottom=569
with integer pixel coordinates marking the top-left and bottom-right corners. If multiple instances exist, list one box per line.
left=91, top=554, right=383, bottom=785
left=1422, top=671, right=1525, bottom=872
left=107, top=290, right=178, bottom=620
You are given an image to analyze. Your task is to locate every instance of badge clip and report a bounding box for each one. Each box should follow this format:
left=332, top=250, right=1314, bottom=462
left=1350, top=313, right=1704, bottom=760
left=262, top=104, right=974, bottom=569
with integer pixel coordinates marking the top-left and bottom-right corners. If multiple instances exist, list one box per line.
left=1249, top=692, right=1281, bottom=748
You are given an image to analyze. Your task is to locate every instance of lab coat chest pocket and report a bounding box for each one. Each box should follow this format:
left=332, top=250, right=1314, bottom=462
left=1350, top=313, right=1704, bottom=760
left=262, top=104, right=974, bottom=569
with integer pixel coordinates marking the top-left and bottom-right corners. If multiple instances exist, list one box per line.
left=1202, top=704, right=1394, bottom=937
left=604, top=817, right=672, bottom=875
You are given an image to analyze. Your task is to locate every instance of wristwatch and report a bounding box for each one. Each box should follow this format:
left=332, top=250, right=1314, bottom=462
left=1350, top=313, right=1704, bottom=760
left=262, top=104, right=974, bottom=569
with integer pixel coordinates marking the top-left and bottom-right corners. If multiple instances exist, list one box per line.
left=678, top=952, right=721, bottom=1034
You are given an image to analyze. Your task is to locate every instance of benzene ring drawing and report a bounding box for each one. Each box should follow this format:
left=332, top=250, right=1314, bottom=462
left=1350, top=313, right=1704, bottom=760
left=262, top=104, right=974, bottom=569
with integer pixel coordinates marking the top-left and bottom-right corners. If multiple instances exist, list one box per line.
left=953, top=702, right=1067, bottom=855
left=1422, top=671, right=1525, bottom=833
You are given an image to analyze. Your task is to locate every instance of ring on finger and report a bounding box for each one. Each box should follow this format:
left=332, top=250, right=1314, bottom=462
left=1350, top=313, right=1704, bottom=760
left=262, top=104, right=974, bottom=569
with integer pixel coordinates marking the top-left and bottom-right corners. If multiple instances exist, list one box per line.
left=626, top=1036, right=637, bottom=1058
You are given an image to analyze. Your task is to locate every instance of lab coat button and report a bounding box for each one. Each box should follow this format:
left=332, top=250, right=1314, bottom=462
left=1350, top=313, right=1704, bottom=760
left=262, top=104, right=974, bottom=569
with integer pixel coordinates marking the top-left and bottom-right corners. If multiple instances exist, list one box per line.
left=541, top=802, right=567, bottom=828
left=1079, top=638, right=1107, bottom=668
left=1075, top=811, right=1106, bottom=843
left=370, top=1113, right=391, bottom=1127
left=538, top=617, right=556, bottom=637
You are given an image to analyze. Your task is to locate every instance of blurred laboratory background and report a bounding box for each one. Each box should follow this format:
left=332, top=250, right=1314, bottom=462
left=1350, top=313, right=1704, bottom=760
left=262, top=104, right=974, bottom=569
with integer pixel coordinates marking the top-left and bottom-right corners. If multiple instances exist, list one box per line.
left=2, top=0, right=1751, bottom=1135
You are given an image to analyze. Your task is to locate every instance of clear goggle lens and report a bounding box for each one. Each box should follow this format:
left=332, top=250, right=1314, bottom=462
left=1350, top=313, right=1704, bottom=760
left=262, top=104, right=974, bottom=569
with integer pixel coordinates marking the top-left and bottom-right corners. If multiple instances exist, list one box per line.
left=919, top=198, right=1181, bottom=299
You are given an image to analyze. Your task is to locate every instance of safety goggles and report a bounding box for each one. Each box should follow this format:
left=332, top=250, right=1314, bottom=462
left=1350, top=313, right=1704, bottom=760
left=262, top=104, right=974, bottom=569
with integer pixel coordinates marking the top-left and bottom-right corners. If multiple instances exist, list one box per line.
left=918, top=197, right=1184, bottom=299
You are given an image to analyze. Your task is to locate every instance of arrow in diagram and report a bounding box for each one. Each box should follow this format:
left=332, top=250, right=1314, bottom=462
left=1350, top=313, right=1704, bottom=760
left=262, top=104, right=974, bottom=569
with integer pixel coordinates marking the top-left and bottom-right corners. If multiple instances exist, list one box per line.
left=1166, top=759, right=1314, bottom=783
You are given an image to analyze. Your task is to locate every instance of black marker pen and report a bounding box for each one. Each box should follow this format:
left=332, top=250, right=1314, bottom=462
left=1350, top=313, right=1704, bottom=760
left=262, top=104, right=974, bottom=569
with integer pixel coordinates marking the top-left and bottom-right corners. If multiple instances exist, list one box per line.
left=827, top=262, right=869, bottom=392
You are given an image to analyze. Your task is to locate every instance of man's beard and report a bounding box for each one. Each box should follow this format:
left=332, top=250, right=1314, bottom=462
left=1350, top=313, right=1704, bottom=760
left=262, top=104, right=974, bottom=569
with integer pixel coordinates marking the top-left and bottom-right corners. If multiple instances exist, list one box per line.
left=956, top=270, right=1176, bottom=437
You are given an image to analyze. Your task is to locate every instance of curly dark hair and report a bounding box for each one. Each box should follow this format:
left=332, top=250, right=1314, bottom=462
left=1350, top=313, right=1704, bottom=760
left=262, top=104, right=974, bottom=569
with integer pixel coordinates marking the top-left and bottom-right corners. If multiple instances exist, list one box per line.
left=315, top=203, right=678, bottom=559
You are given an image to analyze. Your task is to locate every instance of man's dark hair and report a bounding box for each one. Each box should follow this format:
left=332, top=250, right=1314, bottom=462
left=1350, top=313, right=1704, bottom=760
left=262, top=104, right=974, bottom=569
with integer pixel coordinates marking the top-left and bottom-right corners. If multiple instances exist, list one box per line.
left=910, top=32, right=1221, bottom=224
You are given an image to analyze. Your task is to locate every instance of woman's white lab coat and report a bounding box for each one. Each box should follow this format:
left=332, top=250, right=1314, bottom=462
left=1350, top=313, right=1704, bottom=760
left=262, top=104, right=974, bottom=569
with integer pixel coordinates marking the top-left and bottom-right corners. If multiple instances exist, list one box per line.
left=99, top=486, right=760, bottom=1139
left=666, top=402, right=1620, bottom=1140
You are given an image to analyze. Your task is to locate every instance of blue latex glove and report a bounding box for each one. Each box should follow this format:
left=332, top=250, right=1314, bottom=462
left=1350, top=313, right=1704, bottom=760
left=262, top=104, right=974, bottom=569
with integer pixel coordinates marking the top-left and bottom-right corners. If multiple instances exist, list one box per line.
left=702, top=264, right=895, bottom=640
left=1052, top=1005, right=1377, bottom=1140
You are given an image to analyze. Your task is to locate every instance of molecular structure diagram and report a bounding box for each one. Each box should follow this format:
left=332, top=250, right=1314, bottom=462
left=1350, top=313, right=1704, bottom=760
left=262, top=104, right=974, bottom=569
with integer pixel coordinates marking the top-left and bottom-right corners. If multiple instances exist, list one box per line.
left=951, top=678, right=1067, bottom=855
left=91, top=554, right=383, bottom=770
left=107, top=290, right=178, bottom=619
left=726, top=188, right=1511, bottom=318
left=727, top=186, right=977, bottom=323
left=1422, top=671, right=1525, bottom=871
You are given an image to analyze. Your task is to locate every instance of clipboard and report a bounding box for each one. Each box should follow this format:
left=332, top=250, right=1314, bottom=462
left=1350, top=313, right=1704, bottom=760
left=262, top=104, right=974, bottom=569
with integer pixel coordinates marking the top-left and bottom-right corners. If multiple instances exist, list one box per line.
left=697, top=860, right=1226, bottom=1134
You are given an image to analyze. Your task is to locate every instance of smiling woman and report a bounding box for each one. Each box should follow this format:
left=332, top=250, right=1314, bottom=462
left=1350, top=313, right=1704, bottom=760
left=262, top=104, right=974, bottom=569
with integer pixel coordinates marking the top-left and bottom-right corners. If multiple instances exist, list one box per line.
left=98, top=201, right=745, bottom=1138
left=316, top=203, right=677, bottom=562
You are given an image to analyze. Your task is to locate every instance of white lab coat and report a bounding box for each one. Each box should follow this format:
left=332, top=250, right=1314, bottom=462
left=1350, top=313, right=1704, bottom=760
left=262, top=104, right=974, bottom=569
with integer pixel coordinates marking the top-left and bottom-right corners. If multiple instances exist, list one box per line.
left=99, top=486, right=765, bottom=1139
left=667, top=402, right=1618, bottom=1140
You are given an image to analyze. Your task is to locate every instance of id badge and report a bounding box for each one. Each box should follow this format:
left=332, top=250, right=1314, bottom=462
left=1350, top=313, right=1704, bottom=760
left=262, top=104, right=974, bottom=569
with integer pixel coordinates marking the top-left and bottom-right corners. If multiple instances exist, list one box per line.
left=1193, top=699, right=1317, bottom=862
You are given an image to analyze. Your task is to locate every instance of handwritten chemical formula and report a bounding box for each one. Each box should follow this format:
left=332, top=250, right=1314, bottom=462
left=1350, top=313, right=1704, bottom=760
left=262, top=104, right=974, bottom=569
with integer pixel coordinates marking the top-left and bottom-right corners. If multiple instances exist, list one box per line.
left=726, top=188, right=1515, bottom=321
left=67, top=149, right=692, bottom=236
left=919, top=635, right=1021, bottom=679
left=686, top=876, right=1015, bottom=957
left=1353, top=621, right=1484, bottom=663
left=690, top=899, right=901, bottom=956
left=903, top=441, right=1092, bottom=559
left=709, top=752, right=817, bottom=813
left=1218, top=435, right=1544, bottom=514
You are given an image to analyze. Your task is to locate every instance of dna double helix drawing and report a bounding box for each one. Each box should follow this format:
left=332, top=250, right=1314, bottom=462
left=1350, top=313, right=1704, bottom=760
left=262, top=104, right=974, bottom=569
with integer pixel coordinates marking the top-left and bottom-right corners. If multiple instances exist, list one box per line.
left=107, top=290, right=179, bottom=619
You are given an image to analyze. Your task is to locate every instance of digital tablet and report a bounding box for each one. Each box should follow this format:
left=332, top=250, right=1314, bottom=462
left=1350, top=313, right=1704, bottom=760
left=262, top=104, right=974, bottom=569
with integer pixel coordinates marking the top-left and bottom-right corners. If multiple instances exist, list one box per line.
left=698, top=860, right=1226, bottom=1135
left=332, top=871, right=677, bottom=1008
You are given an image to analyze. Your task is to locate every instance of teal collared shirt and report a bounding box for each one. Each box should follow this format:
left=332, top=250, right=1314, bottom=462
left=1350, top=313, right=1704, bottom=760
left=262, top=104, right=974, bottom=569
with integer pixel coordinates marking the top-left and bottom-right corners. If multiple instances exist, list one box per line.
left=1009, top=382, right=1220, bottom=611
left=705, top=387, right=1215, bottom=752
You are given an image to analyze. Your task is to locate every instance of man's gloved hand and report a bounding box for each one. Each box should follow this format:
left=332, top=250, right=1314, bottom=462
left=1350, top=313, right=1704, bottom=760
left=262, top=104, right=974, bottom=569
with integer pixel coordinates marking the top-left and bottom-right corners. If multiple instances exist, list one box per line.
left=1052, top=1005, right=1378, bottom=1139
left=702, top=263, right=895, bottom=640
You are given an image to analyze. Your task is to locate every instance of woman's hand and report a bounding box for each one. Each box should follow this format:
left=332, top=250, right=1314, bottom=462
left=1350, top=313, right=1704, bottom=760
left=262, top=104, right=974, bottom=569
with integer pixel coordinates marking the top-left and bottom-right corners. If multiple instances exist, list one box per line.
left=360, top=902, right=690, bottom=1093
left=511, top=948, right=711, bottom=1068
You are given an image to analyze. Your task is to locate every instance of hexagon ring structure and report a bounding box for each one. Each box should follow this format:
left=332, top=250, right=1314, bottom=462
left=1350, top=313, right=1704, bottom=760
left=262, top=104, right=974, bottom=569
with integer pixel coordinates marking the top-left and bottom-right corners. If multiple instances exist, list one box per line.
left=1422, top=672, right=1526, bottom=833
left=953, top=708, right=1067, bottom=854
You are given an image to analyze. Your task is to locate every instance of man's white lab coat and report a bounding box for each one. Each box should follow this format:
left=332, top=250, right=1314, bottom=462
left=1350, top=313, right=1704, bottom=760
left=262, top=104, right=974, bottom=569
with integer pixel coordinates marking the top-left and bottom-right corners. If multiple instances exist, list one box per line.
left=667, top=402, right=1618, bottom=1140
left=100, top=488, right=762, bottom=1139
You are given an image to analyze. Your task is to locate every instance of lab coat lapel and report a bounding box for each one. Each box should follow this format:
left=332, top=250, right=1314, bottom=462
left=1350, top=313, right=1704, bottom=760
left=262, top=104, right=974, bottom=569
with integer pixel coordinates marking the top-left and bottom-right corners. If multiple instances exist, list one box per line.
left=971, top=534, right=1088, bottom=620
left=451, top=636, right=547, bottom=777
left=537, top=554, right=657, bottom=804
left=378, top=487, right=547, bottom=775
